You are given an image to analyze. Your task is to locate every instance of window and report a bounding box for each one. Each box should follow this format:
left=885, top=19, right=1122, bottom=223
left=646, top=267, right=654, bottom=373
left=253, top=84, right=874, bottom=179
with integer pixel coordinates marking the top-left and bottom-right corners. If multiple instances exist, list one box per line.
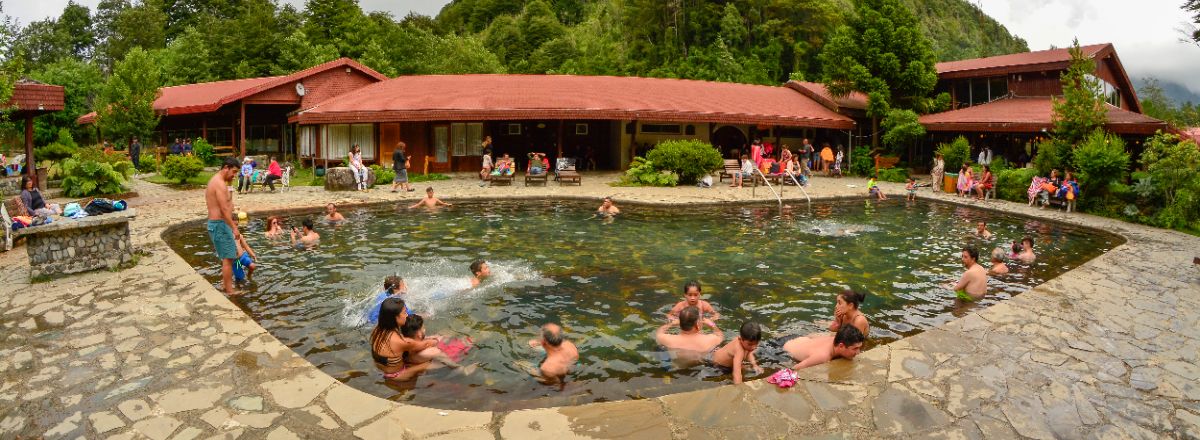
left=350, top=123, right=375, bottom=159
left=467, top=123, right=483, bottom=155
left=953, top=81, right=971, bottom=108
left=247, top=125, right=282, bottom=155
left=989, top=77, right=1008, bottom=100
left=450, top=122, right=484, bottom=156
left=507, top=123, right=522, bottom=135
left=205, top=128, right=232, bottom=147
left=641, top=124, right=682, bottom=134
left=685, top=125, right=695, bottom=135
left=451, top=123, right=466, bottom=156
left=324, top=124, right=350, bottom=160
left=299, top=126, right=317, bottom=157
left=576, top=123, right=588, bottom=135
left=971, top=79, right=990, bottom=106
left=433, top=126, right=449, bottom=162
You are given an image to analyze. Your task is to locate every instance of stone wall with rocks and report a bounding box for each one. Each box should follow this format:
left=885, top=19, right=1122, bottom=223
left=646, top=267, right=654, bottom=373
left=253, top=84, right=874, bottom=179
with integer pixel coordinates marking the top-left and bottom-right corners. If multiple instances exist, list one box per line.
left=0, top=176, right=20, bottom=197
left=16, top=210, right=135, bottom=278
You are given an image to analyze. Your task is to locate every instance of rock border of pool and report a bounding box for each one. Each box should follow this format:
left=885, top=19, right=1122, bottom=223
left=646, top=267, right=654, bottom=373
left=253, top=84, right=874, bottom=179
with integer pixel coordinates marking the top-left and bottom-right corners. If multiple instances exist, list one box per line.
left=1, top=174, right=1196, bottom=439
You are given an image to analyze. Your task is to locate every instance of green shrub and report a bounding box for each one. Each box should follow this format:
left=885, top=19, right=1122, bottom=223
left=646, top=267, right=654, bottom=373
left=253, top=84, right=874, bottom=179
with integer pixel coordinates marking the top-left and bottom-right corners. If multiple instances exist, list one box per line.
left=849, top=151, right=874, bottom=176
left=369, top=164, right=394, bottom=186
left=619, top=157, right=679, bottom=187
left=160, top=154, right=206, bottom=184
left=995, top=168, right=1038, bottom=202
left=192, top=138, right=218, bottom=166
left=61, top=157, right=131, bottom=197
left=137, top=153, right=159, bottom=172
left=878, top=167, right=909, bottom=183
left=35, top=142, right=78, bottom=162
left=1140, top=132, right=1200, bottom=230
left=645, top=140, right=723, bottom=184
left=1032, top=139, right=1069, bottom=175
left=1071, top=130, right=1128, bottom=200
left=987, top=157, right=1011, bottom=173
left=935, top=136, right=971, bottom=172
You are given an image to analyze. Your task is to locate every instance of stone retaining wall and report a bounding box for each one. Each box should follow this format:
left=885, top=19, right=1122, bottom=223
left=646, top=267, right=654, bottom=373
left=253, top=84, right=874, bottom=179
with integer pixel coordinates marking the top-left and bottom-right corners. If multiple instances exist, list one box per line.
left=17, top=210, right=135, bottom=278
left=0, top=175, right=20, bottom=197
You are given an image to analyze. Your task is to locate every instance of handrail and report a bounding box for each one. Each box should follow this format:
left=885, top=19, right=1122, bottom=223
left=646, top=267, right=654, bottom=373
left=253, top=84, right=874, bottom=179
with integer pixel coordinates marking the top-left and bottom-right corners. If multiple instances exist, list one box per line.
left=752, top=167, right=783, bottom=206
left=785, top=172, right=811, bottom=205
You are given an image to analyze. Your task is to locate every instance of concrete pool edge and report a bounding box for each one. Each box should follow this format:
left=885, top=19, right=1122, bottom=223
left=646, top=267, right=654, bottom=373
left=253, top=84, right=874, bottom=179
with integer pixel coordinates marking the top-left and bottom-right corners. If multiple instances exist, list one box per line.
left=1, top=176, right=1195, bottom=439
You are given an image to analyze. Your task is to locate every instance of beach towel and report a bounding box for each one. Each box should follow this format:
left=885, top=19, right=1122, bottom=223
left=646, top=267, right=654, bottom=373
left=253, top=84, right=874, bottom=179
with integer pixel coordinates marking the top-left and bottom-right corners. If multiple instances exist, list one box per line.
left=767, top=368, right=798, bottom=388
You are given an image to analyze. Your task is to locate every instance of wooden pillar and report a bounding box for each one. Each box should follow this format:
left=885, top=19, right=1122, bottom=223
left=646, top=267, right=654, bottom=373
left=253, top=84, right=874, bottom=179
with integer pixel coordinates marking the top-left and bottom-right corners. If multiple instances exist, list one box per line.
left=629, top=120, right=638, bottom=167
left=202, top=118, right=208, bottom=141
left=239, top=101, right=247, bottom=157
left=774, top=125, right=782, bottom=158
left=24, top=116, right=35, bottom=185
left=557, top=120, right=564, bottom=157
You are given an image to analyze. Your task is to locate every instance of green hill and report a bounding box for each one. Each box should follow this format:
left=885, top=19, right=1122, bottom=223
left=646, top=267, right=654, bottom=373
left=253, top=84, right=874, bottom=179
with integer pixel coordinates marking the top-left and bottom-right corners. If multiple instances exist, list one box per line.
left=434, top=0, right=1028, bottom=84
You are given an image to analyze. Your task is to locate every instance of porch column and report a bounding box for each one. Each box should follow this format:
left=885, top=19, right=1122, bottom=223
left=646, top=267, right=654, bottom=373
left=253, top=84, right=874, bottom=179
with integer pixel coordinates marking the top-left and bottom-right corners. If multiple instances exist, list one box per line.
left=239, top=101, right=247, bottom=157
left=774, top=125, right=781, bottom=157
left=24, top=116, right=35, bottom=185
left=629, top=120, right=638, bottom=167
left=202, top=118, right=207, bottom=141
left=557, top=120, right=564, bottom=157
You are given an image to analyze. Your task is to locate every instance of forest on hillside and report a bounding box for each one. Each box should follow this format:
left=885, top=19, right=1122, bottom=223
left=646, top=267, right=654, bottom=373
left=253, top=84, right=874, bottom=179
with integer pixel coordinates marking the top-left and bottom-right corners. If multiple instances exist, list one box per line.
left=0, top=0, right=1028, bottom=145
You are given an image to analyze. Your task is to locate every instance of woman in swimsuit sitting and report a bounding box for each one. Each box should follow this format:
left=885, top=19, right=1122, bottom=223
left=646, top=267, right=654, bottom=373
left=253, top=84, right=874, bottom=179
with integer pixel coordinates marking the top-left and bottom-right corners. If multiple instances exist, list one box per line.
left=827, top=290, right=869, bottom=338
left=370, top=298, right=435, bottom=381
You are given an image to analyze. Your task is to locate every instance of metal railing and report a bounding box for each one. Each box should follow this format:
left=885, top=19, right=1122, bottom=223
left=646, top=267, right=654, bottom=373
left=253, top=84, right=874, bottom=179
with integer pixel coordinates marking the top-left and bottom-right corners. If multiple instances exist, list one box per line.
left=752, top=167, right=782, bottom=207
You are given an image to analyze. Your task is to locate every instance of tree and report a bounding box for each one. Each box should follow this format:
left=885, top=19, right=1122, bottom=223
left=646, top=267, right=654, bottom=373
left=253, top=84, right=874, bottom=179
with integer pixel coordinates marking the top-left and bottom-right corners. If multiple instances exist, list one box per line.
left=1051, top=39, right=1107, bottom=147
left=102, top=0, right=167, bottom=68
left=29, top=58, right=104, bottom=145
left=1186, top=0, right=1200, bottom=46
left=273, top=30, right=339, bottom=75
left=95, top=47, right=162, bottom=144
left=818, top=0, right=942, bottom=150
left=156, top=26, right=218, bottom=86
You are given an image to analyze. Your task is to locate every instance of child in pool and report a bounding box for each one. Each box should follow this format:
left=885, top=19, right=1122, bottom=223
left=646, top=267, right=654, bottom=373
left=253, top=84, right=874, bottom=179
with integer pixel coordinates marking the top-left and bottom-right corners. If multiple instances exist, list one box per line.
left=708, top=322, right=763, bottom=384
left=368, top=275, right=411, bottom=324
left=905, top=178, right=916, bottom=201
left=400, top=314, right=466, bottom=370
left=667, top=280, right=720, bottom=321
left=232, top=231, right=257, bottom=284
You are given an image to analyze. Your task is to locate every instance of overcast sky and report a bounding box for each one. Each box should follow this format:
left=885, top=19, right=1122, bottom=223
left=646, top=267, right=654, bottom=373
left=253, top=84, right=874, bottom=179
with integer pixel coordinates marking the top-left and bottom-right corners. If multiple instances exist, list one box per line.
left=7, top=0, right=1199, bottom=93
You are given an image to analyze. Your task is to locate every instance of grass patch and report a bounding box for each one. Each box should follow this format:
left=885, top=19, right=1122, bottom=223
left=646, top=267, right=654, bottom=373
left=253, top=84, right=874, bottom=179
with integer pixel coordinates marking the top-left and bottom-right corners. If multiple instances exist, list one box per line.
left=410, top=173, right=451, bottom=183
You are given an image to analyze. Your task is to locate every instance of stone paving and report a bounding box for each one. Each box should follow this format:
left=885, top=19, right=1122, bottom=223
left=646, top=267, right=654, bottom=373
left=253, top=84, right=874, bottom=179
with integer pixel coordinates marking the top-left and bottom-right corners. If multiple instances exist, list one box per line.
left=0, top=172, right=1197, bottom=439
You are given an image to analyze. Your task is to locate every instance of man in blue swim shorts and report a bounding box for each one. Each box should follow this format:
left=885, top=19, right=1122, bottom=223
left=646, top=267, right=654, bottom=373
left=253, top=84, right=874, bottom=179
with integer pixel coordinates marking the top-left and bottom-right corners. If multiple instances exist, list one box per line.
left=206, top=157, right=243, bottom=295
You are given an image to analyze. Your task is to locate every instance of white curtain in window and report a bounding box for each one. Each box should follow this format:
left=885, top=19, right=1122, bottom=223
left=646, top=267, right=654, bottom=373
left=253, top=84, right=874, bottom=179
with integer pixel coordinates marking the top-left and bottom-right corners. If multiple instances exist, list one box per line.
left=451, top=123, right=467, bottom=156
left=299, top=126, right=315, bottom=156
left=351, top=124, right=375, bottom=159
left=467, top=123, right=483, bottom=156
left=325, top=124, right=350, bottom=160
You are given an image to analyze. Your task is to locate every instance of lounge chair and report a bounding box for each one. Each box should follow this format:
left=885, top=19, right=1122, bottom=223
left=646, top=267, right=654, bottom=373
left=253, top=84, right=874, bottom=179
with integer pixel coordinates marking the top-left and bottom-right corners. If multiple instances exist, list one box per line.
left=490, top=166, right=515, bottom=186
left=525, top=160, right=549, bottom=186
left=718, top=159, right=740, bottom=183
left=556, top=158, right=581, bottom=186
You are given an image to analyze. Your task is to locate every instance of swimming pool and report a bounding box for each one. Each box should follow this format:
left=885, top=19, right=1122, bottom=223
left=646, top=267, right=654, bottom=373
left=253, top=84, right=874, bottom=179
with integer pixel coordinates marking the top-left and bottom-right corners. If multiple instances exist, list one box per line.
left=164, top=199, right=1120, bottom=411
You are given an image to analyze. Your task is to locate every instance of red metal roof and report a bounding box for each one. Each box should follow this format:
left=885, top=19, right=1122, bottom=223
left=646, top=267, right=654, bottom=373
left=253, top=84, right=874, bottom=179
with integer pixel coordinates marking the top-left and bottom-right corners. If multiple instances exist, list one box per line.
left=785, top=81, right=869, bottom=112
left=77, top=58, right=386, bottom=124
left=291, top=74, right=856, bottom=129
left=919, top=96, right=1167, bottom=134
left=937, top=43, right=1111, bottom=77
left=4, top=80, right=65, bottom=116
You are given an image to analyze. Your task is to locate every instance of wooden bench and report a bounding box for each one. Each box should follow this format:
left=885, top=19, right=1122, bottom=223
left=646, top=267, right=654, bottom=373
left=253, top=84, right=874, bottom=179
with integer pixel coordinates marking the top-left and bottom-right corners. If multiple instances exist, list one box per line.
left=489, top=172, right=514, bottom=186
left=213, top=145, right=236, bottom=157
left=524, top=170, right=549, bottom=186
left=718, top=159, right=740, bottom=182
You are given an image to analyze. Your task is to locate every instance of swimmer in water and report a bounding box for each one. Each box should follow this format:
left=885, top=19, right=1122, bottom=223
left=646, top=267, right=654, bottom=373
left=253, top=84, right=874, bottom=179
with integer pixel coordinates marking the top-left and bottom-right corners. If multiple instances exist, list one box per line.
left=667, top=280, right=720, bottom=321
left=951, top=246, right=988, bottom=301
left=469, top=259, right=490, bottom=288
left=975, top=221, right=993, bottom=240
left=827, top=290, right=868, bottom=338
left=707, top=322, right=763, bottom=384
left=655, top=306, right=723, bottom=363
left=409, top=187, right=452, bottom=209
left=289, top=218, right=320, bottom=249
left=524, top=323, right=579, bottom=389
left=597, top=197, right=620, bottom=217
left=1015, top=236, right=1036, bottom=263
left=784, top=325, right=866, bottom=370
left=325, top=203, right=346, bottom=222
left=988, top=249, right=1009, bottom=276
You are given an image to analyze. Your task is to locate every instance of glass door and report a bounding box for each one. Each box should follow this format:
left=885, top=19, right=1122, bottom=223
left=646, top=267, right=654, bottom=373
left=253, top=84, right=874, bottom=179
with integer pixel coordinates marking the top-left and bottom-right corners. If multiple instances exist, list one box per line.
left=433, top=125, right=449, bottom=163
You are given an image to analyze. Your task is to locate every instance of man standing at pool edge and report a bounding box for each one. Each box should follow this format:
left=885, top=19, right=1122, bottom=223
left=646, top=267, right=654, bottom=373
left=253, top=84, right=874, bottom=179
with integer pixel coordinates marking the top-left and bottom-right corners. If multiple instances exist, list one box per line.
left=206, top=157, right=243, bottom=295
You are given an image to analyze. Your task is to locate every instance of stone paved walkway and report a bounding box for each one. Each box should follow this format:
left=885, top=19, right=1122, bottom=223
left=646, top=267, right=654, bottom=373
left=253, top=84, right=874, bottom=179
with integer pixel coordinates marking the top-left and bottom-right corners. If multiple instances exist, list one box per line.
left=0, top=173, right=1197, bottom=439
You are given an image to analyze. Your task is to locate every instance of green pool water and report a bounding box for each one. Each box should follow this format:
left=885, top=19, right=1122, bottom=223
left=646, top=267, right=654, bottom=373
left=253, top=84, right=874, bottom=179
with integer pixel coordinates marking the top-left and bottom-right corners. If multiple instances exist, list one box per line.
left=165, top=199, right=1120, bottom=411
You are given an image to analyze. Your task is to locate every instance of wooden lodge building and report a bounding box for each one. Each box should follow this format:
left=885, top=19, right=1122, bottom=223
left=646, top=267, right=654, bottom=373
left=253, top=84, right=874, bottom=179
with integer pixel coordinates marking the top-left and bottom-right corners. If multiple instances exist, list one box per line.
left=918, top=43, right=1167, bottom=167
left=76, top=42, right=1166, bottom=173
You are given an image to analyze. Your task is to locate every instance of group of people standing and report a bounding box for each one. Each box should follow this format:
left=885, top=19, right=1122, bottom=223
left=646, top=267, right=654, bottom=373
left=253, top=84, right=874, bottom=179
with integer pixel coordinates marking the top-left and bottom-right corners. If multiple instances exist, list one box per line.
left=730, top=138, right=844, bottom=188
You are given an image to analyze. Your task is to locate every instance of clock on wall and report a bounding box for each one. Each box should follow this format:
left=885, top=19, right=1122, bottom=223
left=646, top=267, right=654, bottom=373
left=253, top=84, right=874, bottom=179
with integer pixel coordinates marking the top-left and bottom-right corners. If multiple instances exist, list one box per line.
left=295, top=82, right=306, bottom=97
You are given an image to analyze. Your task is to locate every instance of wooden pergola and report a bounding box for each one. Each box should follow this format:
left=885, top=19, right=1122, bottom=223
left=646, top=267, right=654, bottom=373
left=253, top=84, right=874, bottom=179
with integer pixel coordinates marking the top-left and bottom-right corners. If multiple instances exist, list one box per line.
left=4, top=80, right=65, bottom=185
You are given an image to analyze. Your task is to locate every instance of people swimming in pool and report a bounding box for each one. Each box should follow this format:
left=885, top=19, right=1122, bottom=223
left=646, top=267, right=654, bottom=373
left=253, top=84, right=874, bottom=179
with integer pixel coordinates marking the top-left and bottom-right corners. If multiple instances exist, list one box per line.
left=655, top=306, right=723, bottom=363
left=784, top=325, right=866, bottom=370
left=367, top=275, right=411, bottom=324
left=524, top=323, right=578, bottom=388
left=951, top=246, right=988, bottom=301
left=289, top=218, right=320, bottom=249
left=975, top=221, right=993, bottom=240
left=409, top=187, right=453, bottom=209
left=827, top=290, right=868, bottom=338
left=325, top=203, right=346, bottom=222
left=469, top=259, right=490, bottom=288
left=1013, top=236, right=1036, bottom=263
left=988, top=248, right=1010, bottom=276
left=707, top=322, right=763, bottom=384
left=370, top=298, right=429, bottom=381
left=667, top=280, right=720, bottom=321
left=398, top=314, right=471, bottom=372
left=597, top=197, right=620, bottom=217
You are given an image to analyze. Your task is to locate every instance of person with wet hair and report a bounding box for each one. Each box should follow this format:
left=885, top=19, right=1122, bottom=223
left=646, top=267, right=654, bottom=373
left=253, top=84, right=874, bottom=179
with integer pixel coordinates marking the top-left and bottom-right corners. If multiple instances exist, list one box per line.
left=708, top=322, right=763, bottom=384
left=1016, top=236, right=1036, bottom=263
left=667, top=280, right=720, bottom=321
left=952, top=246, right=987, bottom=301
left=289, top=218, right=320, bottom=249
left=367, top=275, right=411, bottom=324
left=525, top=323, right=578, bottom=387
left=370, top=298, right=434, bottom=381
left=469, top=259, right=490, bottom=288
left=655, top=306, right=723, bottom=359
left=784, top=325, right=866, bottom=371
left=828, top=290, right=869, bottom=338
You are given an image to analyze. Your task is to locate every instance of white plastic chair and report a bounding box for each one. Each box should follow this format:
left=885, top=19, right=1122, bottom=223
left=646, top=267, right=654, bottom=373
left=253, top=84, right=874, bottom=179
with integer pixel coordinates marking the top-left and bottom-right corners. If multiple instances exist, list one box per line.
left=280, top=166, right=292, bottom=192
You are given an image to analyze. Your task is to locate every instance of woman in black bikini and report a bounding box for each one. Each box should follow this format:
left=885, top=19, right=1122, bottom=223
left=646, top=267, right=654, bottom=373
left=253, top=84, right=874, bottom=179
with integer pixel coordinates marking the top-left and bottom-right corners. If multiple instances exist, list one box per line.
left=370, top=298, right=435, bottom=381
